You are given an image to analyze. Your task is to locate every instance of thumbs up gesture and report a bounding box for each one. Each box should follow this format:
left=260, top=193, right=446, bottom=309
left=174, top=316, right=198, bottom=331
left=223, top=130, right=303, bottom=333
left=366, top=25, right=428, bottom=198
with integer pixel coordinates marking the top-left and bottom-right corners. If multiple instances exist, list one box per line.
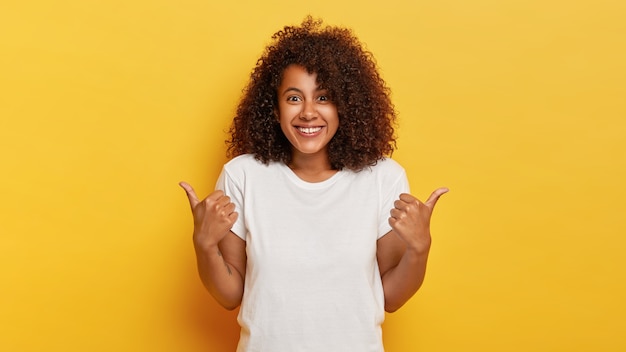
left=179, top=182, right=239, bottom=251
left=389, top=188, right=449, bottom=253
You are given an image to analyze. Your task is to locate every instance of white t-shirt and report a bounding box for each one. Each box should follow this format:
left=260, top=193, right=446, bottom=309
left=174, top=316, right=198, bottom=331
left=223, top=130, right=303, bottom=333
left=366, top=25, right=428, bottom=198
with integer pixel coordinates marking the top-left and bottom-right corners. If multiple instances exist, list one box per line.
left=216, top=154, right=410, bottom=352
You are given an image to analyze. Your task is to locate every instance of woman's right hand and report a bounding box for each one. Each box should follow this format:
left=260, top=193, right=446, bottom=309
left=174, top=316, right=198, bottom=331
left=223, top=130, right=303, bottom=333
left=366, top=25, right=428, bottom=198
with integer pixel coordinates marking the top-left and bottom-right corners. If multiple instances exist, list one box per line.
left=179, top=182, right=238, bottom=251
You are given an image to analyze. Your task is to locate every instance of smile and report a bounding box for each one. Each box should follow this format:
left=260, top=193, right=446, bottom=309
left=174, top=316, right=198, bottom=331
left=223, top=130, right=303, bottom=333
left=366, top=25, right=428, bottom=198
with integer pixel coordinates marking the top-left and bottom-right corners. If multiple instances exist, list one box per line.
left=296, top=126, right=323, bottom=135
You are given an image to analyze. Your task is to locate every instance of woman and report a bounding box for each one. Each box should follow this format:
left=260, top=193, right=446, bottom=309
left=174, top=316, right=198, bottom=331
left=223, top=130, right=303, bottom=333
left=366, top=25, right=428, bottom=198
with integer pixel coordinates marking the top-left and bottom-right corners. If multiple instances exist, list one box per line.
left=180, top=16, right=448, bottom=351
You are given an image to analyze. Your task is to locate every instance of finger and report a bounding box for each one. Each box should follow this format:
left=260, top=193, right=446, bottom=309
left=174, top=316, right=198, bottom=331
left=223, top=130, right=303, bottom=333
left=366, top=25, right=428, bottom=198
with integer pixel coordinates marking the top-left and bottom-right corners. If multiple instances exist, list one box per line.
left=228, top=211, right=239, bottom=223
left=398, top=193, right=418, bottom=204
left=424, top=187, right=449, bottom=209
left=179, top=181, right=200, bottom=208
left=223, top=202, right=236, bottom=215
left=216, top=194, right=232, bottom=208
left=389, top=208, right=404, bottom=220
left=207, top=190, right=225, bottom=202
left=394, top=199, right=416, bottom=214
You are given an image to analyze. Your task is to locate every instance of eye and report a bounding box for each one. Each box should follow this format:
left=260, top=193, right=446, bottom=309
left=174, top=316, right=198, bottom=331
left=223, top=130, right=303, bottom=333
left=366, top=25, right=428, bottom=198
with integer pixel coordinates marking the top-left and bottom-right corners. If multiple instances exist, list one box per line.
left=286, top=95, right=302, bottom=102
left=317, top=94, right=331, bottom=103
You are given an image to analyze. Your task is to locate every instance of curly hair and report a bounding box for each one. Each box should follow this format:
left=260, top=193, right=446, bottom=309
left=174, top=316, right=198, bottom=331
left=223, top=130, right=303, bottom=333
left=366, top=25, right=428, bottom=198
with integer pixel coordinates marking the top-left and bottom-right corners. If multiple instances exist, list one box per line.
left=226, top=16, right=397, bottom=171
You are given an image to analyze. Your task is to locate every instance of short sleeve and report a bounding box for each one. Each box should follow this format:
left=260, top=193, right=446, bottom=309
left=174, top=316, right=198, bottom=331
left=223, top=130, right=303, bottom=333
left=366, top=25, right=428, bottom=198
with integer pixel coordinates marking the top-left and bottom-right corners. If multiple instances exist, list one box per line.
left=215, top=168, right=247, bottom=240
left=378, top=165, right=410, bottom=239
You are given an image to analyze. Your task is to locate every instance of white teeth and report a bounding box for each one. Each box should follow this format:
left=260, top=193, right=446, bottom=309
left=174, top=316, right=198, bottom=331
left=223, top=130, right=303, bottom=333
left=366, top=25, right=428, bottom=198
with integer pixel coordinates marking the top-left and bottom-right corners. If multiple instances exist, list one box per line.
left=298, top=127, right=322, bottom=134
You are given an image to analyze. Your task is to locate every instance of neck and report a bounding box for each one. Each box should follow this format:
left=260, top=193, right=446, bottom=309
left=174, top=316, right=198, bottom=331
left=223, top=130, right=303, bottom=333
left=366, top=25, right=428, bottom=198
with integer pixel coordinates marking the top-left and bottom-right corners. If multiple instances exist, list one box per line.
left=288, top=151, right=337, bottom=182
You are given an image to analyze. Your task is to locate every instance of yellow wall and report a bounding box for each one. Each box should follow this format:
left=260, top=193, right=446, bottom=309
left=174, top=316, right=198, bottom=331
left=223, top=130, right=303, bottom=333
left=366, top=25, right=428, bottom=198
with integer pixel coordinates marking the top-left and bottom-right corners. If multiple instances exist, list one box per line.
left=1, top=0, right=624, bottom=351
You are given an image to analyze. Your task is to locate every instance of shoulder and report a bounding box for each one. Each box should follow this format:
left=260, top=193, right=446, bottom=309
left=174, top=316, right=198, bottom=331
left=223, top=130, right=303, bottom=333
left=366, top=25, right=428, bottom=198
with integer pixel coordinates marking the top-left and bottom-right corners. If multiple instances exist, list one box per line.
left=367, top=158, right=409, bottom=192
left=372, top=157, right=404, bottom=172
left=224, top=154, right=259, bottom=169
left=223, top=154, right=280, bottom=177
left=365, top=157, right=406, bottom=179
left=346, top=158, right=407, bottom=190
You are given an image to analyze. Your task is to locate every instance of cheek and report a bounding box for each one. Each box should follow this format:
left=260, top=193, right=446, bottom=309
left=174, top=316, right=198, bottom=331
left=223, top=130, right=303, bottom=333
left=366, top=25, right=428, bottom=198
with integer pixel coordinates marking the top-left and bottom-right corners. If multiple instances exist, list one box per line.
left=277, top=105, right=298, bottom=122
left=323, top=107, right=339, bottom=126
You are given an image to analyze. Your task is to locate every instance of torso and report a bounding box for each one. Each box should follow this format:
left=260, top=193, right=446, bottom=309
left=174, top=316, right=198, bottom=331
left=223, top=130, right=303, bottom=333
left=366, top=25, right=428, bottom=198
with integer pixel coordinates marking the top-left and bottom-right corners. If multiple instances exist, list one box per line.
left=216, top=155, right=409, bottom=352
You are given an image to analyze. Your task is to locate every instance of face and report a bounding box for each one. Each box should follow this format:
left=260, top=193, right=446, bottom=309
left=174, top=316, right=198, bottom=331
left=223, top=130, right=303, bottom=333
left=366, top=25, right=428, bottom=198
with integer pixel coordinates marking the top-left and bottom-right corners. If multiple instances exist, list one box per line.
left=276, top=65, right=339, bottom=162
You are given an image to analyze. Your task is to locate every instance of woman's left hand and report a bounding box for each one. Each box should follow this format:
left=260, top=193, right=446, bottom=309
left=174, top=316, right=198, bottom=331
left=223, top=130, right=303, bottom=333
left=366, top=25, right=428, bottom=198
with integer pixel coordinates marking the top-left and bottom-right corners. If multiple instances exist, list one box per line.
left=389, top=188, right=449, bottom=254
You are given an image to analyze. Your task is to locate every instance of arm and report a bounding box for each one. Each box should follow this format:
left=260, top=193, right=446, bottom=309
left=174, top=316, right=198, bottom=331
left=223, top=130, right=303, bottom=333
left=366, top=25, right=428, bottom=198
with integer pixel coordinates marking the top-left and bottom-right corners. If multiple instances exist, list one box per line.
left=377, top=188, right=448, bottom=312
left=194, top=231, right=246, bottom=310
left=180, top=182, right=247, bottom=310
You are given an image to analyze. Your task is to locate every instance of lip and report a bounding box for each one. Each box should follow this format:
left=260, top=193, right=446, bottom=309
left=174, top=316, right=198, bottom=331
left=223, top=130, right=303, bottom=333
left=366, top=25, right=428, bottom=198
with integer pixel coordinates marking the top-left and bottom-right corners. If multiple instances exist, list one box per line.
left=294, top=126, right=325, bottom=137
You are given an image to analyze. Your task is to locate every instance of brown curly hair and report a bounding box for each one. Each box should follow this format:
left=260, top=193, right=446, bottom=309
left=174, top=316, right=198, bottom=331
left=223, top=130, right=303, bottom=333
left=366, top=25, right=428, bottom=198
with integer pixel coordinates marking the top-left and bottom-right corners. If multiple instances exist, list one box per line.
left=226, top=16, right=397, bottom=171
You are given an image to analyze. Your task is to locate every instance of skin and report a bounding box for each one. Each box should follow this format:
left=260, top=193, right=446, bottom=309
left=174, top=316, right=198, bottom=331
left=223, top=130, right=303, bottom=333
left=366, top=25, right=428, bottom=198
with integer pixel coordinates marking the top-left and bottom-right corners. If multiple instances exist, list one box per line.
left=178, top=185, right=245, bottom=310
left=180, top=64, right=448, bottom=312
left=277, top=65, right=339, bottom=182
left=378, top=189, right=448, bottom=312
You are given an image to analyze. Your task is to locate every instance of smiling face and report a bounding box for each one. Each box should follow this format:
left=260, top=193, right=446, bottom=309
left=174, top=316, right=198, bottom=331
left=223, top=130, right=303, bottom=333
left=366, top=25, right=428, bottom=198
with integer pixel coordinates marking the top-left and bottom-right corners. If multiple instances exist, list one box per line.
left=277, top=65, right=339, bottom=165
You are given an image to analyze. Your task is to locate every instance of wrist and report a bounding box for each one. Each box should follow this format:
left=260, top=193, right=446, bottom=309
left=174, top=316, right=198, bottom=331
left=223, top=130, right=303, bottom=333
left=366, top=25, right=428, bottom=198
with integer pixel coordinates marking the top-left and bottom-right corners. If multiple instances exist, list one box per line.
left=193, top=233, right=219, bottom=253
left=406, top=238, right=431, bottom=257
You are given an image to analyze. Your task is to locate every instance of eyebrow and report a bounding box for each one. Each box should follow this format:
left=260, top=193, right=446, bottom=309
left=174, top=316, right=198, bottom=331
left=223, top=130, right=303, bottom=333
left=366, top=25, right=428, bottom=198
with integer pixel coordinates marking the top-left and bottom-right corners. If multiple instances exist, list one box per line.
left=281, top=87, right=303, bottom=95
left=281, top=86, right=326, bottom=95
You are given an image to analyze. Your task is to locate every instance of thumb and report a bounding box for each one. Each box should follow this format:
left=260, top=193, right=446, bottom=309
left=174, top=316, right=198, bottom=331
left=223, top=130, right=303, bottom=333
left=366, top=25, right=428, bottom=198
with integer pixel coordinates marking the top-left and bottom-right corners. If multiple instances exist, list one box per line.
left=424, top=187, right=449, bottom=209
left=179, top=181, right=200, bottom=208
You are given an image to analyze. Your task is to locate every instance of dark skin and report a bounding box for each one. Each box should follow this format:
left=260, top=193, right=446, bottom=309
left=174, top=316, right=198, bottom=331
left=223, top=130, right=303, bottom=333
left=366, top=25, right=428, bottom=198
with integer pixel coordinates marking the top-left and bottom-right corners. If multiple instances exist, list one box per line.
left=179, top=184, right=448, bottom=312
left=378, top=190, right=448, bottom=312
left=179, top=185, right=244, bottom=310
left=180, top=66, right=448, bottom=312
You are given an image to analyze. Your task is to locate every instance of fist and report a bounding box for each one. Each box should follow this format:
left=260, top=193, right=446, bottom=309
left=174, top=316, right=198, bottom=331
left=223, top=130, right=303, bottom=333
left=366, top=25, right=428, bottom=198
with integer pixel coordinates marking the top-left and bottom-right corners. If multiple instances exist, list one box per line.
left=180, top=182, right=238, bottom=249
left=389, top=187, right=448, bottom=252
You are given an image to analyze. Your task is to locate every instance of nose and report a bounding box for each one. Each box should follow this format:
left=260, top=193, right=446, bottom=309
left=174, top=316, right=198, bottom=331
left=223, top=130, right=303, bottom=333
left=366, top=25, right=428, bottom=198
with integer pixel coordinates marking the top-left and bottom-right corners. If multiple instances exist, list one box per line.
left=299, top=101, right=318, bottom=120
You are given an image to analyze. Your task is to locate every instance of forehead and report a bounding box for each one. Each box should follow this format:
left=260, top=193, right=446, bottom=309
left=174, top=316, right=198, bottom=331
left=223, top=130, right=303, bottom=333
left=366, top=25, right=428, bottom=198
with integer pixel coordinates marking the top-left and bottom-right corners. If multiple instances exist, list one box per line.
left=279, top=65, right=320, bottom=89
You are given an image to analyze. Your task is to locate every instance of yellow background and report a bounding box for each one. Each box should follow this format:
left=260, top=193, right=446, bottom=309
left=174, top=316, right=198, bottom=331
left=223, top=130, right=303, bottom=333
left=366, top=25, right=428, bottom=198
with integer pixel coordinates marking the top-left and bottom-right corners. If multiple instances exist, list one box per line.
left=1, top=0, right=625, bottom=351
